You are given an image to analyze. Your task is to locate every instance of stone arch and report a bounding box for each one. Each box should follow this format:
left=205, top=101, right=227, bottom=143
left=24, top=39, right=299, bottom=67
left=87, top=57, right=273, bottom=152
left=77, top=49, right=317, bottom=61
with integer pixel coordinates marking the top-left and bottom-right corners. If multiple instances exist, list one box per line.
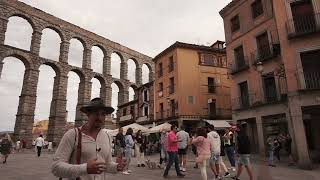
left=39, top=27, right=62, bottom=61
left=128, top=86, right=136, bottom=102
left=110, top=52, right=122, bottom=79
left=65, top=70, right=82, bottom=122
left=0, top=56, right=26, bottom=133
left=41, top=60, right=62, bottom=76
left=6, top=13, right=36, bottom=30
left=1, top=52, right=32, bottom=70
left=127, top=58, right=137, bottom=83
left=4, top=16, right=33, bottom=51
left=68, top=38, right=84, bottom=68
left=111, top=81, right=124, bottom=117
left=34, top=64, right=56, bottom=123
left=41, top=24, right=65, bottom=42
left=91, top=46, right=104, bottom=73
left=91, top=74, right=106, bottom=99
left=91, top=44, right=107, bottom=56
left=142, top=63, right=151, bottom=84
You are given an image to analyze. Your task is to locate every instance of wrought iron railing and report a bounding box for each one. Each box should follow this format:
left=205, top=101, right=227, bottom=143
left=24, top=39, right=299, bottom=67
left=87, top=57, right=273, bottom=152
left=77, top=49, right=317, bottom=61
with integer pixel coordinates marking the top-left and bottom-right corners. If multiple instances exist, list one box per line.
left=232, top=90, right=288, bottom=110
left=286, top=13, right=320, bottom=38
left=251, top=43, right=281, bottom=64
left=230, top=56, right=250, bottom=74
left=303, top=71, right=320, bottom=90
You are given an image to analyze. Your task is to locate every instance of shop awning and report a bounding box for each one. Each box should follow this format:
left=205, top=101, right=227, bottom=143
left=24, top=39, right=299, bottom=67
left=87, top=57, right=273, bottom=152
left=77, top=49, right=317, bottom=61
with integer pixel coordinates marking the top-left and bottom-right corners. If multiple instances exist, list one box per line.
left=203, top=120, right=232, bottom=129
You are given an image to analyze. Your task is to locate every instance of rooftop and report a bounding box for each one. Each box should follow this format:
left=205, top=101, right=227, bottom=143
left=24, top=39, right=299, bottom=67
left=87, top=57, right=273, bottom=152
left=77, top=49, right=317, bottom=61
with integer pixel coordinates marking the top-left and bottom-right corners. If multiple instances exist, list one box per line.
left=153, top=41, right=226, bottom=61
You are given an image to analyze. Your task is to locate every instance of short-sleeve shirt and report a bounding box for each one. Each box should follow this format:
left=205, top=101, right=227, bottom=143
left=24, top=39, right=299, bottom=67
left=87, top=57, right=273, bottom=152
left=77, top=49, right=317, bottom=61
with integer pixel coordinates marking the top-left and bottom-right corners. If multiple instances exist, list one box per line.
left=176, top=130, right=189, bottom=149
left=167, top=131, right=178, bottom=152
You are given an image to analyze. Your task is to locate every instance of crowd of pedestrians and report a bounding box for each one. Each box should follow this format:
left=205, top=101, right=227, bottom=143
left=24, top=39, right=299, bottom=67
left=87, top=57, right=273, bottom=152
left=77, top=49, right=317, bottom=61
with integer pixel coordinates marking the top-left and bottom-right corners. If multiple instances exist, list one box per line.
left=0, top=98, right=298, bottom=180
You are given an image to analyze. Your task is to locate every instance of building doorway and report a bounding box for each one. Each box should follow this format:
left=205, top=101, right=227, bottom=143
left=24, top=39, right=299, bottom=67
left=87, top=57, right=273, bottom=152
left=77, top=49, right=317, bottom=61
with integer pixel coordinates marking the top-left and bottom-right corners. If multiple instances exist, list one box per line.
left=302, top=105, right=320, bottom=163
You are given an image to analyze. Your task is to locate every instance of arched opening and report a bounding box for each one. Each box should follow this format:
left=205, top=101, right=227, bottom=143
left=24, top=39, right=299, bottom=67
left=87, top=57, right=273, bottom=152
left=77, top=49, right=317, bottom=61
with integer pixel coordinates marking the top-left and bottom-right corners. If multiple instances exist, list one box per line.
left=142, top=64, right=150, bottom=84
left=66, top=71, right=81, bottom=122
left=0, top=57, right=25, bottom=131
left=39, top=28, right=61, bottom=61
left=68, top=38, right=84, bottom=68
left=34, top=65, right=56, bottom=138
left=127, top=59, right=136, bottom=83
left=111, top=83, right=120, bottom=118
left=4, top=16, right=33, bottom=51
left=91, top=78, right=101, bottom=99
left=111, top=53, right=121, bottom=79
left=128, top=86, right=135, bottom=102
left=91, top=46, right=104, bottom=74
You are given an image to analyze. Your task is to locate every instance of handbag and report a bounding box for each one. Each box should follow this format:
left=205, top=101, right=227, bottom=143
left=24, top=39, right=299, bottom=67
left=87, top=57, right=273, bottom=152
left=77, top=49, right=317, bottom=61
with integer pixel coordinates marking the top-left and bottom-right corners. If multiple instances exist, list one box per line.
left=59, top=127, right=82, bottom=180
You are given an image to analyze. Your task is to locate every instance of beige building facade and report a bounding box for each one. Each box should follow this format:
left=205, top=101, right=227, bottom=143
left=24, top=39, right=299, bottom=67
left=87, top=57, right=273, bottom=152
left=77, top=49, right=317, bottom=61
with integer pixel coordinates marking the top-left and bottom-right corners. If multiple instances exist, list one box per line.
left=220, top=0, right=320, bottom=169
left=153, top=42, right=231, bottom=132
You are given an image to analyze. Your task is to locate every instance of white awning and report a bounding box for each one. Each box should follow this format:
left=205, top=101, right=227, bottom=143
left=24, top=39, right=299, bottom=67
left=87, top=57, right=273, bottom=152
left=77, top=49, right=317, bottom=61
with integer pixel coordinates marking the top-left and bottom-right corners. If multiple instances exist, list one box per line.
left=107, top=123, right=149, bottom=136
left=148, top=123, right=172, bottom=134
left=203, top=120, right=231, bottom=129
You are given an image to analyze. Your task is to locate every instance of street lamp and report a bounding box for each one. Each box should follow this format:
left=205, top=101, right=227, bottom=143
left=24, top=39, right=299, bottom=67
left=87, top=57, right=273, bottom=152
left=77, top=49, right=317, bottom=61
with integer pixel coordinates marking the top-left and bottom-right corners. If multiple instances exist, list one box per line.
left=256, top=61, right=264, bottom=74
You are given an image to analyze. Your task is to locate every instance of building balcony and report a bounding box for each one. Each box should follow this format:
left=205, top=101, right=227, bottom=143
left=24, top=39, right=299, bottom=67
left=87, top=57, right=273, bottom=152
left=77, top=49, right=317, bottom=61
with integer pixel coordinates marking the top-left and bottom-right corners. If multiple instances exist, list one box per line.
left=251, top=43, right=281, bottom=65
left=232, top=91, right=288, bottom=110
left=203, top=108, right=232, bottom=119
left=286, top=13, right=320, bottom=39
left=169, top=85, right=175, bottom=94
left=298, top=71, right=320, bottom=91
left=230, top=56, right=250, bottom=75
left=119, top=114, right=134, bottom=122
left=156, top=110, right=178, bottom=120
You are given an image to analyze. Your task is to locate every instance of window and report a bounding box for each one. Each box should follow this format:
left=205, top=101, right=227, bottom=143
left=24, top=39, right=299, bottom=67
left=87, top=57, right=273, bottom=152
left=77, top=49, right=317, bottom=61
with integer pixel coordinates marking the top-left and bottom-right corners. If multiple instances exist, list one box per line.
left=231, top=15, right=240, bottom=33
left=208, top=100, right=216, bottom=117
left=170, top=99, right=176, bottom=117
left=256, top=32, right=271, bottom=59
left=159, top=103, right=164, bottom=119
left=130, top=105, right=135, bottom=117
left=301, top=49, right=320, bottom=89
left=251, top=0, right=264, bottom=19
left=263, top=74, right=278, bottom=103
left=122, top=108, right=127, bottom=116
left=290, top=0, right=315, bottom=34
left=143, top=106, right=149, bottom=116
left=234, top=45, right=245, bottom=67
left=169, top=56, right=174, bottom=72
left=200, top=53, right=218, bottom=66
left=143, top=89, right=149, bottom=102
left=169, top=77, right=175, bottom=94
left=239, top=81, right=249, bottom=108
left=187, top=96, right=194, bottom=104
left=208, top=77, right=215, bottom=93
left=159, top=82, right=163, bottom=92
left=158, top=63, right=163, bottom=77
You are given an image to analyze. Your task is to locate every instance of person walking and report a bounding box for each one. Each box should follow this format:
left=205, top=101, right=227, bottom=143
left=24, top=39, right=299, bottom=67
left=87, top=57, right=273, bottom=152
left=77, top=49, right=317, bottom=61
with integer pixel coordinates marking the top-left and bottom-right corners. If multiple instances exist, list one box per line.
left=176, top=126, right=189, bottom=172
left=163, top=125, right=185, bottom=178
left=223, top=128, right=236, bottom=171
left=159, top=129, right=168, bottom=168
left=48, top=141, right=53, bottom=152
left=218, top=131, right=231, bottom=178
left=285, top=133, right=294, bottom=166
left=51, top=97, right=118, bottom=180
left=273, top=138, right=281, bottom=162
left=232, top=123, right=253, bottom=180
left=192, top=128, right=211, bottom=180
left=135, top=130, right=146, bottom=167
left=207, top=125, right=221, bottom=180
left=115, top=127, right=125, bottom=171
left=16, top=139, right=21, bottom=153
left=0, top=134, right=12, bottom=164
left=35, top=134, right=45, bottom=157
left=267, top=137, right=275, bottom=167
left=123, top=128, right=134, bottom=175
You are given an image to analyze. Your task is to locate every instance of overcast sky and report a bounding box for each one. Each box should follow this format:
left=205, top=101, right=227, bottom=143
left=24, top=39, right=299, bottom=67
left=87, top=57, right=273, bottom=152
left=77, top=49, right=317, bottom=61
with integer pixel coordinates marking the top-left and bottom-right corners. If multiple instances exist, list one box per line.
left=0, top=0, right=231, bottom=131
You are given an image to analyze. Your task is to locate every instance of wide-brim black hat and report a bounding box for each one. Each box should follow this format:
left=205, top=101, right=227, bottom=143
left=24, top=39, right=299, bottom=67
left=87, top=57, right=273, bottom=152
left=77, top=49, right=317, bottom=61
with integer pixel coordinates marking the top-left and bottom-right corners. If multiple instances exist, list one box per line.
left=80, top=98, right=114, bottom=114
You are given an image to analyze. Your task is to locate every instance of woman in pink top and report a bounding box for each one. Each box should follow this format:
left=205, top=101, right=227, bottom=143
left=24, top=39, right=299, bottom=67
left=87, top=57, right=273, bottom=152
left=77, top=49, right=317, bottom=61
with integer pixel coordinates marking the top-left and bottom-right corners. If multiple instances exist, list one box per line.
left=192, top=128, right=211, bottom=180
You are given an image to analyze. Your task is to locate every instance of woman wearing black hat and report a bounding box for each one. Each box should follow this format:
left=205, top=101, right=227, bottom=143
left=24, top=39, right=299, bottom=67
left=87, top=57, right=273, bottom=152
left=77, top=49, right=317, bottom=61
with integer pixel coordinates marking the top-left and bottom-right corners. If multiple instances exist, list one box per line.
left=52, top=98, right=118, bottom=180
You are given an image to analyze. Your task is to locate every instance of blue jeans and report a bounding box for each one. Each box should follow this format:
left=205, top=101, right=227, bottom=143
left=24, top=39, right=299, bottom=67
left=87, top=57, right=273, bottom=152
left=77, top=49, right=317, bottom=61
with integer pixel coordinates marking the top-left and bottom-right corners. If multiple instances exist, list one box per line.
left=163, top=152, right=182, bottom=176
left=225, top=146, right=236, bottom=167
left=268, top=151, right=274, bottom=165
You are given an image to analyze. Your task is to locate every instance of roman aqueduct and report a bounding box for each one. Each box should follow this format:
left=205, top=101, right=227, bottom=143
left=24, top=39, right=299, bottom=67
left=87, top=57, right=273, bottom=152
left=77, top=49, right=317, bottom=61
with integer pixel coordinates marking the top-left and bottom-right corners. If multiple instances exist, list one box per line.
left=0, top=0, right=154, bottom=145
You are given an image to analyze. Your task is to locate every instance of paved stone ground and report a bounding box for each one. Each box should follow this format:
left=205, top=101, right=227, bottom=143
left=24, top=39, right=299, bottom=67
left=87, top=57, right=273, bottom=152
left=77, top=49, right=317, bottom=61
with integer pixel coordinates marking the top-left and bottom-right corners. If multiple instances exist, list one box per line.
left=0, top=150, right=319, bottom=180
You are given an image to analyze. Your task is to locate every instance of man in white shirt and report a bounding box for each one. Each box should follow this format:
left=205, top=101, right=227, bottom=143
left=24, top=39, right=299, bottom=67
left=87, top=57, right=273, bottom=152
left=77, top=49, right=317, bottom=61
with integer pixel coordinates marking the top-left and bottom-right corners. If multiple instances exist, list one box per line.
left=207, top=125, right=221, bottom=179
left=176, top=126, right=189, bottom=172
left=35, top=134, right=45, bottom=157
